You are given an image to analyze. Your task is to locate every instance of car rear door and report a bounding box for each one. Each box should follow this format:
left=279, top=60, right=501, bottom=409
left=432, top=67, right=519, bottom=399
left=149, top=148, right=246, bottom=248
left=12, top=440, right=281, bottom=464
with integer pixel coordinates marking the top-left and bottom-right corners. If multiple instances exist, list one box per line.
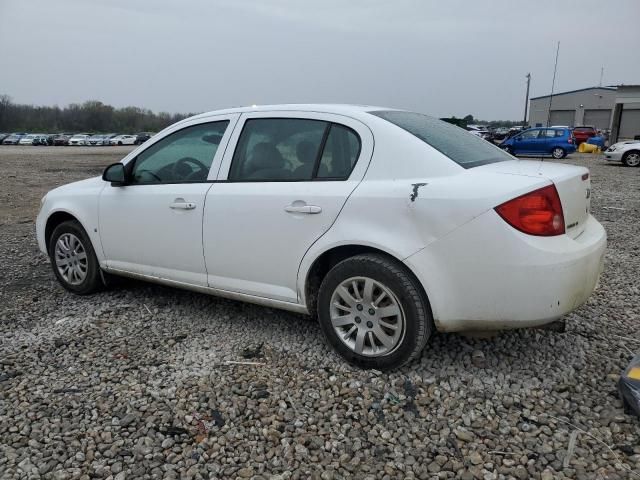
left=98, top=115, right=239, bottom=285
left=202, top=111, right=374, bottom=303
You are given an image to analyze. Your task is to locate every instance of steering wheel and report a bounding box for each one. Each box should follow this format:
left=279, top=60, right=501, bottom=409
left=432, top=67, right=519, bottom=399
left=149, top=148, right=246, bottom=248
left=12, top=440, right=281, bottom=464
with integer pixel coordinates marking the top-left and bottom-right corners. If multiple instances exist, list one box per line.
left=172, top=157, right=208, bottom=180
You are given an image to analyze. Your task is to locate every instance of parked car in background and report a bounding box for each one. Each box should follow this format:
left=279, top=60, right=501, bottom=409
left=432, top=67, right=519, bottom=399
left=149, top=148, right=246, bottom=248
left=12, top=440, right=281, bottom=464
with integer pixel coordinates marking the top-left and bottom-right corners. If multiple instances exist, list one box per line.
left=19, top=134, right=39, bottom=145
left=109, top=134, right=137, bottom=145
left=135, top=132, right=154, bottom=144
left=500, top=127, right=576, bottom=159
left=36, top=104, right=605, bottom=369
left=572, top=126, right=597, bottom=145
left=32, top=134, right=51, bottom=146
left=467, top=125, right=491, bottom=140
left=0, top=133, right=10, bottom=143
left=53, top=134, right=73, bottom=146
left=491, top=127, right=510, bottom=141
left=68, top=134, right=91, bottom=146
left=87, top=134, right=117, bottom=146
left=604, top=140, right=640, bottom=167
left=2, top=133, right=26, bottom=145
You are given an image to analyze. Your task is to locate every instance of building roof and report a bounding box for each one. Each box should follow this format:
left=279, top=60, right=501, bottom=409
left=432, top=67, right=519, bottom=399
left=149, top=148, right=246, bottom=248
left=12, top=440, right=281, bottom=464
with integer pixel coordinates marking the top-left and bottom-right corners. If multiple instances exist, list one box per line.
left=530, top=86, right=616, bottom=101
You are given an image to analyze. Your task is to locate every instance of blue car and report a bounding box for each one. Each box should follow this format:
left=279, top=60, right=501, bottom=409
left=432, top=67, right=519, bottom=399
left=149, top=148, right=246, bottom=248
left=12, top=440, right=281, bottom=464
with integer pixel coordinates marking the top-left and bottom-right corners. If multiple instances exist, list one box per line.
left=500, top=127, right=576, bottom=159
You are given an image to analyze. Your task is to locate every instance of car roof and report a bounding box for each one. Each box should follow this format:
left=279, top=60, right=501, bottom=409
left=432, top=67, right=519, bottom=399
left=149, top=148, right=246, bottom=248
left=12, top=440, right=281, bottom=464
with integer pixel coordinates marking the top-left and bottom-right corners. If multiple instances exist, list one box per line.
left=187, top=104, right=396, bottom=121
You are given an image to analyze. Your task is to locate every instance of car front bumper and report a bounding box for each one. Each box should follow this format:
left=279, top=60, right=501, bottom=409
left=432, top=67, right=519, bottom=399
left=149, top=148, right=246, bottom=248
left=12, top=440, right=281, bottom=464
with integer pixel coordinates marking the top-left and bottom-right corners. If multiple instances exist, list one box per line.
left=604, top=150, right=623, bottom=162
left=404, top=210, right=606, bottom=332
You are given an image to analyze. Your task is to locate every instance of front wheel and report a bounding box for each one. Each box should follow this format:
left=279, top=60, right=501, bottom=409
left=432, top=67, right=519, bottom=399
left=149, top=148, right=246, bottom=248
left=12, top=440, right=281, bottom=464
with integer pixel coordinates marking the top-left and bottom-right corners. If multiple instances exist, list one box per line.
left=49, top=220, right=103, bottom=295
left=622, top=151, right=640, bottom=167
left=551, top=147, right=566, bottom=159
left=317, top=254, right=433, bottom=370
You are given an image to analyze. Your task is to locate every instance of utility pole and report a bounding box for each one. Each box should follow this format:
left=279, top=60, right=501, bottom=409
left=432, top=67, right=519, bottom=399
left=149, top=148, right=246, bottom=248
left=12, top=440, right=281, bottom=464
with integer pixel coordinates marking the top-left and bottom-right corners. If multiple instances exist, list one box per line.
left=599, top=66, right=604, bottom=87
left=546, top=41, right=560, bottom=127
left=523, top=73, right=531, bottom=127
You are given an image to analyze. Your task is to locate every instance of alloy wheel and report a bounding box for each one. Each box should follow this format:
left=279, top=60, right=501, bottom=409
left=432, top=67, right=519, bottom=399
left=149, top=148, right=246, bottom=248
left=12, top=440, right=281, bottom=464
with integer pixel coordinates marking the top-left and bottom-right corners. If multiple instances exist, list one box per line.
left=625, top=153, right=640, bottom=167
left=54, top=233, right=88, bottom=285
left=552, top=148, right=564, bottom=159
left=329, top=276, right=406, bottom=357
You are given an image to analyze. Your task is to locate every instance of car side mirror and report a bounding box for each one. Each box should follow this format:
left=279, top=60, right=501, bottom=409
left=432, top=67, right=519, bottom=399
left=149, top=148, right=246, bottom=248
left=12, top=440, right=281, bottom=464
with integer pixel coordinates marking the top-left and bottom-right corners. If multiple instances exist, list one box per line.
left=102, top=163, right=127, bottom=186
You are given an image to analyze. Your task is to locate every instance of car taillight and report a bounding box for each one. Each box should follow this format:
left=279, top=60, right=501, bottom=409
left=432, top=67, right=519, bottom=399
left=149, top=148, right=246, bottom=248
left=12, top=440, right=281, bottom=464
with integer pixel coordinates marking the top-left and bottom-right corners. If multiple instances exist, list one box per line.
left=495, top=184, right=565, bottom=236
left=568, top=136, right=574, bottom=144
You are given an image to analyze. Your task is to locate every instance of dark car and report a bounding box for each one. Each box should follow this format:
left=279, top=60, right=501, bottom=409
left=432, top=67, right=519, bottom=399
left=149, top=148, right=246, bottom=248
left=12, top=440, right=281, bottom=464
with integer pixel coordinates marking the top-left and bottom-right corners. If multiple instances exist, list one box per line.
left=135, top=132, right=154, bottom=145
left=572, top=126, right=597, bottom=145
left=53, top=134, right=74, bottom=146
left=499, top=127, right=576, bottom=159
left=0, top=133, right=10, bottom=143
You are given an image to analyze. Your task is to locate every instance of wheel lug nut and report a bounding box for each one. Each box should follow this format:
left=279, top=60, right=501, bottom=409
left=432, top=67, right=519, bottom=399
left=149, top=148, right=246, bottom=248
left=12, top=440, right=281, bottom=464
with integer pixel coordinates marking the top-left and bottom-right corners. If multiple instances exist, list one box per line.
left=355, top=317, right=361, bottom=323
left=356, top=304, right=363, bottom=311
left=368, top=308, right=375, bottom=315
left=366, top=321, right=373, bottom=328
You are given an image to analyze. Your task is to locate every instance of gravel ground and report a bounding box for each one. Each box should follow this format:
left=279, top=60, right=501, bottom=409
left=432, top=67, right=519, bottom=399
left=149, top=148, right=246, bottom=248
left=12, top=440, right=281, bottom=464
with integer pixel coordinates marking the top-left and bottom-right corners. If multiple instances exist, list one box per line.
left=1, top=146, right=639, bottom=480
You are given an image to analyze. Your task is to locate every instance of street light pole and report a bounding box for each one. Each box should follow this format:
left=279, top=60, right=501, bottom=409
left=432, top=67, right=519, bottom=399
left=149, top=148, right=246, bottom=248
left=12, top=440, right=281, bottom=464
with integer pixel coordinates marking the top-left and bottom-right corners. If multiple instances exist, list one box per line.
left=523, top=73, right=531, bottom=127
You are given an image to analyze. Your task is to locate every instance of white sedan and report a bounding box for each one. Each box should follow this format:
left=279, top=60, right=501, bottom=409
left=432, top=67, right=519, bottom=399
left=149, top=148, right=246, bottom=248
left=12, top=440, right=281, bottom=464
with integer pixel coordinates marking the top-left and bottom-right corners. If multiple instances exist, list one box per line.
left=36, top=104, right=606, bottom=369
left=109, top=134, right=137, bottom=146
left=604, top=140, right=640, bottom=167
left=68, top=134, right=90, bottom=146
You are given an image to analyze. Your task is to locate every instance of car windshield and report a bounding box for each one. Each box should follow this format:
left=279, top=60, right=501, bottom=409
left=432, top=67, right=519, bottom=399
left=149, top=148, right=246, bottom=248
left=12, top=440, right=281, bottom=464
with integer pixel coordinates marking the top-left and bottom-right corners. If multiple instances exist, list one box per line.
left=370, top=110, right=512, bottom=168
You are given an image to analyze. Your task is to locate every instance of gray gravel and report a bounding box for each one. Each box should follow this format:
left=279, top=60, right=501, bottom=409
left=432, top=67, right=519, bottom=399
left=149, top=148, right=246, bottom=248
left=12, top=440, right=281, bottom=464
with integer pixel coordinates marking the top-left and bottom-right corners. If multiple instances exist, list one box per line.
left=1, top=147, right=639, bottom=479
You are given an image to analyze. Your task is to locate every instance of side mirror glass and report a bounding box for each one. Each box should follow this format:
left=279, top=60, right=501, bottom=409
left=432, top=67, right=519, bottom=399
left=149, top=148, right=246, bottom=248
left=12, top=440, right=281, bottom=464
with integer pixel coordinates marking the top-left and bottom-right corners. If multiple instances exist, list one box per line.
left=103, top=163, right=127, bottom=185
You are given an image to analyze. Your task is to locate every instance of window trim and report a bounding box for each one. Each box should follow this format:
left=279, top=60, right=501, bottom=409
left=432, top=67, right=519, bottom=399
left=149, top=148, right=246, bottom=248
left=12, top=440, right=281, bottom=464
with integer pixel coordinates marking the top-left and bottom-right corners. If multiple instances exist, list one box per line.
left=125, top=119, right=231, bottom=186
left=225, top=117, right=362, bottom=183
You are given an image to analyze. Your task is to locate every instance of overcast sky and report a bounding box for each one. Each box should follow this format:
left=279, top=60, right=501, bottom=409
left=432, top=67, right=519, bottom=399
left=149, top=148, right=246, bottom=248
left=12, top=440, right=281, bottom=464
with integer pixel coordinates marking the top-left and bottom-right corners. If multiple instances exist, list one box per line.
left=1, top=0, right=639, bottom=120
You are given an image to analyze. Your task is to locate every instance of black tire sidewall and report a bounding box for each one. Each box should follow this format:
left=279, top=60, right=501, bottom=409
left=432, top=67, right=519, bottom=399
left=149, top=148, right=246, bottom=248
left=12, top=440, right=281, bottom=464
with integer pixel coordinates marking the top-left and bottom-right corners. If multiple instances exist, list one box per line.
left=552, top=147, right=565, bottom=159
left=317, top=256, right=432, bottom=370
left=48, top=220, right=102, bottom=295
left=623, top=152, right=640, bottom=167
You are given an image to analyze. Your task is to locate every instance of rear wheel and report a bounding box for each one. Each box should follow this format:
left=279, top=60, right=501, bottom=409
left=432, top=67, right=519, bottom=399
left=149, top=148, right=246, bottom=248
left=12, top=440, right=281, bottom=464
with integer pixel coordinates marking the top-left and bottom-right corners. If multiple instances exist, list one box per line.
left=49, top=220, right=102, bottom=295
left=317, top=253, right=433, bottom=370
left=622, top=151, right=640, bottom=167
left=552, top=147, right=566, bottom=159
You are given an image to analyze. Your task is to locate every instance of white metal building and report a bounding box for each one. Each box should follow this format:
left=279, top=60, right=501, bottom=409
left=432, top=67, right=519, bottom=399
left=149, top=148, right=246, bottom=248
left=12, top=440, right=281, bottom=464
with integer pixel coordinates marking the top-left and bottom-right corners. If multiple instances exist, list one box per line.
left=528, top=87, right=616, bottom=129
left=610, top=85, right=640, bottom=142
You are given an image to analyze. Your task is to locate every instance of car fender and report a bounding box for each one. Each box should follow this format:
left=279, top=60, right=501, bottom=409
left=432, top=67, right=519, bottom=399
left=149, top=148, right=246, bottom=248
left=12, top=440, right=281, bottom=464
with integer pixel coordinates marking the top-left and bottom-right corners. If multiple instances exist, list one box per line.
left=37, top=177, right=107, bottom=264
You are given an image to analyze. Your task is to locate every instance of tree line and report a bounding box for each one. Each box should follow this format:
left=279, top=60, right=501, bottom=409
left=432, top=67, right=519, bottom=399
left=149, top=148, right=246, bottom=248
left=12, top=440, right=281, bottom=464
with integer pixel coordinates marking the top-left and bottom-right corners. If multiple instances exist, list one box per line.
left=0, top=95, right=196, bottom=133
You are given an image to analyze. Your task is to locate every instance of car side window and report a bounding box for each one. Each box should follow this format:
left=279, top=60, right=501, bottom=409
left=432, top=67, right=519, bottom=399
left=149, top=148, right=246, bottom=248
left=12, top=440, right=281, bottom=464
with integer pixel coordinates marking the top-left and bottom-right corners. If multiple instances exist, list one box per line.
left=130, top=121, right=229, bottom=184
left=317, top=124, right=361, bottom=179
left=519, top=129, right=540, bottom=139
left=541, top=129, right=557, bottom=138
left=228, top=118, right=328, bottom=181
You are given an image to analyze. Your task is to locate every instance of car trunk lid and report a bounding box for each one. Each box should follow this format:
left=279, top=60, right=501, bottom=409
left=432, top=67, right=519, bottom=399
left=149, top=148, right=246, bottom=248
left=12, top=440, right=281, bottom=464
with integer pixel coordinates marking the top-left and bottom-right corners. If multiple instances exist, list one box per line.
left=476, top=159, right=590, bottom=239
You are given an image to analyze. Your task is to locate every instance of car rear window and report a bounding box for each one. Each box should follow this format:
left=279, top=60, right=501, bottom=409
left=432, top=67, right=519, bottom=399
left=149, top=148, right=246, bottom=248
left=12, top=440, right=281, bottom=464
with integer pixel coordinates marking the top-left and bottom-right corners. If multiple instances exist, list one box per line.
left=370, top=110, right=512, bottom=168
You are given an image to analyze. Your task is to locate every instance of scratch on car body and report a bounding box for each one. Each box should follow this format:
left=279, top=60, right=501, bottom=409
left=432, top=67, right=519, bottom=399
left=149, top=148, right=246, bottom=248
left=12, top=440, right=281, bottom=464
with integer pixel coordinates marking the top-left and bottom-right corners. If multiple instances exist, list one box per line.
left=410, top=183, right=428, bottom=202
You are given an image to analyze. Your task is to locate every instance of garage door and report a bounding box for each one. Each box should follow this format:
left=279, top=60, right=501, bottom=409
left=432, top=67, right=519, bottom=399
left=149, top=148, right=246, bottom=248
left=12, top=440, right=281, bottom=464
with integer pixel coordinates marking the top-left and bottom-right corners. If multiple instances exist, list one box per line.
left=620, top=109, right=640, bottom=139
left=549, top=110, right=575, bottom=127
left=583, top=109, right=611, bottom=130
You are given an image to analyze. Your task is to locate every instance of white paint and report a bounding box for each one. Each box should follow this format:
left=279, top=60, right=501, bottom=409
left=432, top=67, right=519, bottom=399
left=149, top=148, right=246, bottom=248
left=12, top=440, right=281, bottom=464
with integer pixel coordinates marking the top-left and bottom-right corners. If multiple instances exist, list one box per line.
left=36, top=104, right=607, bottom=333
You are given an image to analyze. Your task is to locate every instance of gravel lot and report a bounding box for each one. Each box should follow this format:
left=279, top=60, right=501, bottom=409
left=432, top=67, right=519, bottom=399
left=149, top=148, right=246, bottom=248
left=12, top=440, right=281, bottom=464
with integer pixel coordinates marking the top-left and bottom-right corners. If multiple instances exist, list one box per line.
left=1, top=146, right=639, bottom=480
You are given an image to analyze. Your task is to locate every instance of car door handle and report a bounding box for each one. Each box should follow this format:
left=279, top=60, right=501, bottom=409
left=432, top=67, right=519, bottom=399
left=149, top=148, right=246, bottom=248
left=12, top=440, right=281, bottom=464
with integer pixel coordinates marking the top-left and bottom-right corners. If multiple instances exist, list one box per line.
left=170, top=201, right=196, bottom=210
left=285, top=204, right=322, bottom=214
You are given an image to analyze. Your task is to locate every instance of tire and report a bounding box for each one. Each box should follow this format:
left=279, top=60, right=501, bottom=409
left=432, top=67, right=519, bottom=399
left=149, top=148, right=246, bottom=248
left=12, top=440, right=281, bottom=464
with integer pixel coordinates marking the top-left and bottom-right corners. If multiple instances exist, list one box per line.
left=622, top=151, right=640, bottom=167
left=317, top=253, right=433, bottom=370
left=48, top=220, right=102, bottom=295
left=118, top=141, right=123, bottom=145
left=552, top=147, right=566, bottom=159
left=503, top=146, right=514, bottom=155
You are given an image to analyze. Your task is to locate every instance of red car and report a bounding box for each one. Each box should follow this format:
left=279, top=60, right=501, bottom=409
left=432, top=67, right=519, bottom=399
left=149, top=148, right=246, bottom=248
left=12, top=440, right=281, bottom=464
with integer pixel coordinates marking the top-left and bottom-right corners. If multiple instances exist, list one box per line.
left=572, top=126, right=597, bottom=145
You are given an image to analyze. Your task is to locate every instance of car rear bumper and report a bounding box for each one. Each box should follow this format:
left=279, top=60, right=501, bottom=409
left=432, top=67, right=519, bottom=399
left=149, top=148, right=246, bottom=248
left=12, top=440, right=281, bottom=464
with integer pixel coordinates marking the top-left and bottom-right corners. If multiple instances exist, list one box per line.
left=604, top=151, right=623, bottom=162
left=404, top=211, right=606, bottom=332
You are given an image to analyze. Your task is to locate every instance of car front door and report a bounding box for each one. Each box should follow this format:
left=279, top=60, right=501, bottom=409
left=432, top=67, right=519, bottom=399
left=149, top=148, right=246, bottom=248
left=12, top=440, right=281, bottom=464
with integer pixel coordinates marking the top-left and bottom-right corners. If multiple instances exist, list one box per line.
left=99, top=115, right=238, bottom=285
left=512, top=129, right=540, bottom=154
left=202, top=112, right=373, bottom=303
